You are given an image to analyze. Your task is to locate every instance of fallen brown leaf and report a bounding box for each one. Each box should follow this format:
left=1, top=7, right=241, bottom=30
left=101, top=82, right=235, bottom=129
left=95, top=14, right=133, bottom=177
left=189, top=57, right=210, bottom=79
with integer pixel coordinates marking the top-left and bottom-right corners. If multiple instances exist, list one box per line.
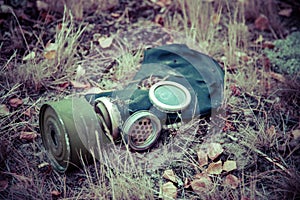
left=0, top=104, right=10, bottom=116
left=58, top=82, right=70, bottom=90
left=197, top=149, right=208, bottom=167
left=82, top=87, right=103, bottom=95
left=76, top=65, right=86, bottom=78
left=223, top=160, right=237, bottom=172
left=155, top=0, right=171, bottom=7
left=44, top=42, right=58, bottom=59
left=159, top=181, right=177, bottom=200
left=111, top=13, right=120, bottom=18
left=291, top=129, right=300, bottom=141
left=162, top=169, right=177, bottom=183
left=266, top=125, right=276, bottom=137
left=9, top=98, right=23, bottom=108
left=24, top=108, right=31, bottom=117
left=206, top=160, right=223, bottom=175
left=278, top=8, right=293, bottom=17
left=44, top=50, right=56, bottom=59
left=255, top=14, right=269, bottom=31
left=36, top=0, right=49, bottom=11
left=254, top=34, right=264, bottom=44
left=20, top=131, right=38, bottom=141
left=241, top=196, right=251, bottom=200
left=0, top=180, right=8, bottom=192
left=269, top=71, right=286, bottom=82
left=184, top=178, right=190, bottom=189
left=191, top=173, right=213, bottom=194
left=212, top=13, right=221, bottom=25
left=22, top=51, right=36, bottom=61
left=224, top=174, right=239, bottom=189
left=99, top=37, right=113, bottom=49
left=70, top=81, right=90, bottom=89
left=207, top=143, right=223, bottom=160
left=155, top=14, right=164, bottom=26
left=51, top=190, right=61, bottom=196
left=263, top=41, right=275, bottom=49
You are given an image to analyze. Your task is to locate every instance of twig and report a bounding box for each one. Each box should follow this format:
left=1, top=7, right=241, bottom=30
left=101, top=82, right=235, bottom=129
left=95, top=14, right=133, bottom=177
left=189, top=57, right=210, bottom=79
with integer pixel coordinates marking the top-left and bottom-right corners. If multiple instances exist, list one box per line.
left=226, top=134, right=292, bottom=176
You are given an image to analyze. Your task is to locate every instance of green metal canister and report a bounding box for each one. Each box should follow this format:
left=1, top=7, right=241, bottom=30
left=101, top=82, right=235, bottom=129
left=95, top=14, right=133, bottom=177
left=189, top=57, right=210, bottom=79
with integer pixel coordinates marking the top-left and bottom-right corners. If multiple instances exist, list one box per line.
left=39, top=97, right=111, bottom=173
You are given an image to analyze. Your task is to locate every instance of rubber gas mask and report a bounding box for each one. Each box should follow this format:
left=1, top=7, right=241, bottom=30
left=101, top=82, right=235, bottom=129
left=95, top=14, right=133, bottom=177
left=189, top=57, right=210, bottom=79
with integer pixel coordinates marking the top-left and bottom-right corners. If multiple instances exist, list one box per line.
left=39, top=44, right=224, bottom=172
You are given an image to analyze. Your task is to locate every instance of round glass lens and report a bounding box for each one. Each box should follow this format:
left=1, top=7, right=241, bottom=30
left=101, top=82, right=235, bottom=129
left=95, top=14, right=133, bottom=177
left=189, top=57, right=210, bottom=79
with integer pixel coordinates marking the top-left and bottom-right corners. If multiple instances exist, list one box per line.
left=154, top=85, right=186, bottom=106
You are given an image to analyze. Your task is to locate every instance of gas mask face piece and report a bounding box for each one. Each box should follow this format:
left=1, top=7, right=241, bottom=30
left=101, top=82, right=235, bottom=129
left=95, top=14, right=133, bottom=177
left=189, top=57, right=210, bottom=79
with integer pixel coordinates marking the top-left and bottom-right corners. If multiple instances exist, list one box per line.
left=39, top=44, right=224, bottom=172
left=91, top=79, right=194, bottom=151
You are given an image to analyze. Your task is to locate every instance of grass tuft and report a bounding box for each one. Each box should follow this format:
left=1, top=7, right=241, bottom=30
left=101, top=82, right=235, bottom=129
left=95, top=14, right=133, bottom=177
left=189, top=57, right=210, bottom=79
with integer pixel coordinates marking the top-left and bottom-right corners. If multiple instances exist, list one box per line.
left=1, top=8, right=85, bottom=91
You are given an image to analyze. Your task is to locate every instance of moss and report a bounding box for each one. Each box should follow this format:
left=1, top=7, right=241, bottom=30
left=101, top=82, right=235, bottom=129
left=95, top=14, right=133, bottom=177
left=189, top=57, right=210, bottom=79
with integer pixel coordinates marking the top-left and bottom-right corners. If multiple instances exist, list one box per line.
left=264, top=31, right=300, bottom=76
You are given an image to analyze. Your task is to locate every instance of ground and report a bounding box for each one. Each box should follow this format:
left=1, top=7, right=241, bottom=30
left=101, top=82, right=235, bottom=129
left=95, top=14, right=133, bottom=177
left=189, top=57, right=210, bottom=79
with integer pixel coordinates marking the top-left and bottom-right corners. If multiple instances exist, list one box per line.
left=0, top=0, right=300, bottom=199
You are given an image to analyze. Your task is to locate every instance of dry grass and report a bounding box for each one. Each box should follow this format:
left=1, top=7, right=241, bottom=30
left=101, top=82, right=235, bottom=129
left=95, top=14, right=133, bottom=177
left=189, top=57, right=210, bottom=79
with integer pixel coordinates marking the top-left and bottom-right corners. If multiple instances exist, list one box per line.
left=1, top=8, right=85, bottom=91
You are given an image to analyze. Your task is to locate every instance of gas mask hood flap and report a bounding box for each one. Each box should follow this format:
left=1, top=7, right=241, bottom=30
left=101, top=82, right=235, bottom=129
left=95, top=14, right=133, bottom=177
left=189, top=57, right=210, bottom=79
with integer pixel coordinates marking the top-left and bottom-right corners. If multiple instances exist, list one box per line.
left=142, top=44, right=224, bottom=110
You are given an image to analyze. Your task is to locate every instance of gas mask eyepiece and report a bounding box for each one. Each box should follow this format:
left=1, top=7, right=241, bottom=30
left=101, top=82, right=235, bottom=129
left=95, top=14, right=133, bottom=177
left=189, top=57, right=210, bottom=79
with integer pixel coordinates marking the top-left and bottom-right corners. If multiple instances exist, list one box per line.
left=149, top=81, right=191, bottom=113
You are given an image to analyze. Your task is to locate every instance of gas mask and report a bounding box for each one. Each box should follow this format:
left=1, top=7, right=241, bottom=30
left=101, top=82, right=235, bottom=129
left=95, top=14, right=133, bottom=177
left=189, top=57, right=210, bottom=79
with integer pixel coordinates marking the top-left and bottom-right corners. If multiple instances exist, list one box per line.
left=39, top=44, right=224, bottom=172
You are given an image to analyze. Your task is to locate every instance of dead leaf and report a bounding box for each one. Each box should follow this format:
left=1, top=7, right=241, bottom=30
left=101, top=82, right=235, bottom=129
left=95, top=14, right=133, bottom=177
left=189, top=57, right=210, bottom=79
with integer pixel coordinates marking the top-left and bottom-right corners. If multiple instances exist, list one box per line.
left=155, top=14, right=164, bottom=26
left=82, top=87, right=103, bottom=95
left=263, top=41, right=275, bottom=49
left=230, top=84, right=241, bottom=97
left=51, top=190, right=61, bottom=196
left=93, top=33, right=102, bottom=42
left=58, top=82, right=70, bottom=90
left=44, top=43, right=58, bottom=59
left=255, top=14, right=269, bottom=31
left=0, top=180, right=8, bottom=192
left=197, top=149, right=208, bottom=167
left=44, top=50, right=56, bottom=59
left=223, top=160, right=237, bottom=172
left=224, top=174, right=239, bottom=189
left=155, top=0, right=171, bottom=7
left=9, top=98, right=23, bottom=108
left=241, top=196, right=251, bottom=200
left=291, top=129, right=300, bottom=141
left=159, top=182, right=177, bottom=199
left=163, top=169, right=177, bottom=183
left=254, top=34, right=264, bottom=44
left=191, top=173, right=213, bottom=194
left=99, top=37, right=113, bottom=48
left=278, top=8, right=292, bottom=17
left=184, top=178, right=190, bottom=189
left=111, top=13, right=120, bottom=18
left=76, top=65, right=86, bottom=79
left=24, top=108, right=31, bottom=117
left=20, top=131, right=38, bottom=141
left=207, top=143, right=223, bottom=160
left=269, top=71, right=285, bottom=82
left=0, top=104, right=10, bottom=116
left=23, top=51, right=36, bottom=61
left=212, top=13, right=221, bottom=25
left=36, top=0, right=49, bottom=10
left=266, top=125, right=276, bottom=137
left=234, top=51, right=247, bottom=58
left=70, top=81, right=90, bottom=89
left=206, top=160, right=223, bottom=175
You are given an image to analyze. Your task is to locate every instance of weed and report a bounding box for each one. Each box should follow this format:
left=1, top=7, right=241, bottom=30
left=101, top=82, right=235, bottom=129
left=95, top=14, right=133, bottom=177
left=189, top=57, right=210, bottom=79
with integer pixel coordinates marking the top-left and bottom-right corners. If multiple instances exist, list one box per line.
left=165, top=0, right=223, bottom=55
left=264, top=31, right=300, bottom=76
left=1, top=8, right=85, bottom=91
